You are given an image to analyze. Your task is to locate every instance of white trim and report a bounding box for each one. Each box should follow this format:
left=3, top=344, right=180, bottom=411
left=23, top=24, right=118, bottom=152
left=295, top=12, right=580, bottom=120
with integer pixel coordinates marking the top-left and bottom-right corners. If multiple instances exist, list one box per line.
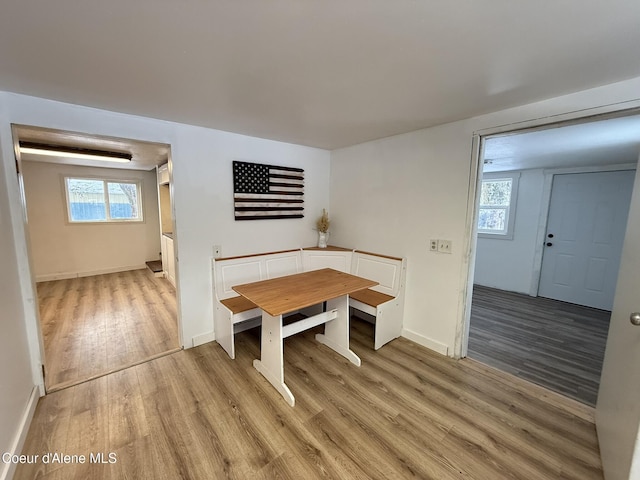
left=402, top=328, right=449, bottom=356
left=4, top=125, right=46, bottom=393
left=35, top=264, right=147, bottom=282
left=530, top=173, right=554, bottom=296
left=473, top=102, right=640, bottom=138
left=0, top=386, right=40, bottom=480
left=164, top=150, right=183, bottom=350
left=455, top=134, right=482, bottom=359
left=541, top=162, right=637, bottom=176
left=192, top=331, right=215, bottom=347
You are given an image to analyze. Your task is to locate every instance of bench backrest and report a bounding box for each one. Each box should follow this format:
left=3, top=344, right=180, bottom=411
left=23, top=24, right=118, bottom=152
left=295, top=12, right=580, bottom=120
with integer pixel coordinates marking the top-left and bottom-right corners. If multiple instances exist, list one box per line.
left=351, top=251, right=406, bottom=298
left=213, top=249, right=303, bottom=300
left=302, top=248, right=353, bottom=273
left=214, top=247, right=406, bottom=301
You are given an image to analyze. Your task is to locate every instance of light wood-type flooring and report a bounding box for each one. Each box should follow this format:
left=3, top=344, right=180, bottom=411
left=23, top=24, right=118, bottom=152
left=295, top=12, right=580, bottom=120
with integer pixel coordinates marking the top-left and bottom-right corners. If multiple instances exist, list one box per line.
left=468, top=285, right=610, bottom=407
left=16, top=318, right=603, bottom=479
left=37, top=269, right=180, bottom=392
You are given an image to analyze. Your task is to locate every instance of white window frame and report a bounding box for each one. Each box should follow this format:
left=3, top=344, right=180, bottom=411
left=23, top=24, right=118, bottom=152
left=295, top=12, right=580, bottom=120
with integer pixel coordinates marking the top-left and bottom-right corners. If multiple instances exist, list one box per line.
left=477, top=172, right=520, bottom=240
left=63, top=176, right=144, bottom=224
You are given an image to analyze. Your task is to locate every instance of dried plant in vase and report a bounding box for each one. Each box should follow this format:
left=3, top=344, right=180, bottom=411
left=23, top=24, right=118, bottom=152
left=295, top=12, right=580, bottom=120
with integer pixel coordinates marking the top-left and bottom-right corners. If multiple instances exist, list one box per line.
left=316, top=209, right=330, bottom=233
left=316, top=209, right=330, bottom=248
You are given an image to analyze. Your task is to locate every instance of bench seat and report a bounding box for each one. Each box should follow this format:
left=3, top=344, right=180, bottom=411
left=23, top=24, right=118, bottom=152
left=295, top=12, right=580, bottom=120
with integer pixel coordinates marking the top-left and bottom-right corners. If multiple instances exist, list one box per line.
left=349, top=251, right=407, bottom=350
left=349, top=289, right=394, bottom=307
left=221, top=295, right=258, bottom=314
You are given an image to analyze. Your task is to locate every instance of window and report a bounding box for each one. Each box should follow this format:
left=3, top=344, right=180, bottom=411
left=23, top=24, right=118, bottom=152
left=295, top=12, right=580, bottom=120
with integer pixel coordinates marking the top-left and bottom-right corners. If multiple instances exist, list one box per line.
left=64, top=177, right=143, bottom=223
left=477, top=173, right=519, bottom=239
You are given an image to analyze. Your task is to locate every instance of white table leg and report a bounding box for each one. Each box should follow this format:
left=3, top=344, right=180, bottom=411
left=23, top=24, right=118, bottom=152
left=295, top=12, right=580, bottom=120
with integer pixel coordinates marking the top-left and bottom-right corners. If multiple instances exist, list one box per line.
left=315, top=295, right=361, bottom=366
left=253, top=310, right=295, bottom=406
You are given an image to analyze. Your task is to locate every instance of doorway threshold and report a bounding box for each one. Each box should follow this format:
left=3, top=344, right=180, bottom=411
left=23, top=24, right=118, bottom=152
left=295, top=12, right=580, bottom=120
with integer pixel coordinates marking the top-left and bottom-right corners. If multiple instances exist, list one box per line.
left=46, top=346, right=183, bottom=394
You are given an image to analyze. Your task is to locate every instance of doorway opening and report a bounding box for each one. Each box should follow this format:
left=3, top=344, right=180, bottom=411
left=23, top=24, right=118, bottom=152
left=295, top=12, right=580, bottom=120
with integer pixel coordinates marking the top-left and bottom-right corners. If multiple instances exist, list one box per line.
left=464, top=112, right=640, bottom=406
left=12, top=124, right=182, bottom=392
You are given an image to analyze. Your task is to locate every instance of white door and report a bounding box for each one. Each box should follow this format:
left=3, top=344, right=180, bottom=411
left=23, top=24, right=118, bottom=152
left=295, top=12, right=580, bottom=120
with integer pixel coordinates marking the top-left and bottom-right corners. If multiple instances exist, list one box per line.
left=596, top=164, right=640, bottom=480
left=538, top=171, right=635, bottom=310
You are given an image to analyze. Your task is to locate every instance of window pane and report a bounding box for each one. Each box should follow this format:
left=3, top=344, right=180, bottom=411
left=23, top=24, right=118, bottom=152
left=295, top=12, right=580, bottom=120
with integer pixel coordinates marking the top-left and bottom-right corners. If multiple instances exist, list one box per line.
left=108, top=182, right=140, bottom=219
left=67, top=178, right=106, bottom=221
left=478, top=208, right=506, bottom=232
left=480, top=179, right=512, bottom=206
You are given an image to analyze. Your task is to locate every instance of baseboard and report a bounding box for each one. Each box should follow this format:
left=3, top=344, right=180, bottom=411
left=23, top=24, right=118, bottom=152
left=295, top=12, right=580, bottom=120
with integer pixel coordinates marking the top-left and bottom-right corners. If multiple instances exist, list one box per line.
left=192, top=331, right=215, bottom=348
left=401, top=328, right=450, bottom=356
left=36, top=264, right=147, bottom=282
left=1, top=386, right=39, bottom=480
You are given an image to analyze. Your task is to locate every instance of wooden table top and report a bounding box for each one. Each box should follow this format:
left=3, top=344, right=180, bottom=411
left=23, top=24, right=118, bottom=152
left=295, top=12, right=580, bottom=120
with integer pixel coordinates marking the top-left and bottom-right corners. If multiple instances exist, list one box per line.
left=233, top=268, right=378, bottom=317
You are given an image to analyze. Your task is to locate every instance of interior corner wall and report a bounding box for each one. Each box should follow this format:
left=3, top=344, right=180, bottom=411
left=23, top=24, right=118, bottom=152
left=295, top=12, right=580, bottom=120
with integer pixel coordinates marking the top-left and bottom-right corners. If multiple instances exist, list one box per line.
left=329, top=76, right=640, bottom=356
left=0, top=92, right=331, bottom=349
left=474, top=168, right=546, bottom=294
left=0, top=101, right=38, bottom=480
left=21, top=161, right=161, bottom=281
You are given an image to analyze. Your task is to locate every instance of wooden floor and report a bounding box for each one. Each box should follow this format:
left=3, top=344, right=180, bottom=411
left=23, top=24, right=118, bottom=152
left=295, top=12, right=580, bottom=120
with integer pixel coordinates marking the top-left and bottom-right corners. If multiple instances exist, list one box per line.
left=37, top=269, right=180, bottom=392
left=16, top=318, right=603, bottom=479
left=468, top=285, right=611, bottom=407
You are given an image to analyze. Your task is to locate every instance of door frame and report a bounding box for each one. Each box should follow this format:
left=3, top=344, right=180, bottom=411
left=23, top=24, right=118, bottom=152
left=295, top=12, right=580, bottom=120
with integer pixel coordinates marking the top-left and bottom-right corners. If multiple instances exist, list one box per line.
left=456, top=102, right=640, bottom=359
left=10, top=125, right=184, bottom=392
left=10, top=130, right=47, bottom=395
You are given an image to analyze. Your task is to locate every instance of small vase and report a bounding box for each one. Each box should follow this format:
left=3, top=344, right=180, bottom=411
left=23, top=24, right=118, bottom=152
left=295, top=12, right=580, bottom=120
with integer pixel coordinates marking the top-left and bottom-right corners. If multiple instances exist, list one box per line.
left=318, top=231, right=328, bottom=248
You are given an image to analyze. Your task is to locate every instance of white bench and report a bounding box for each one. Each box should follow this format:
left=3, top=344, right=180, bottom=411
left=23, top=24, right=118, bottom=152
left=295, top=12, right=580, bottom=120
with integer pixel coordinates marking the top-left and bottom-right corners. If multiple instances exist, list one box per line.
left=213, top=246, right=406, bottom=357
left=349, top=251, right=407, bottom=350
left=212, top=249, right=303, bottom=359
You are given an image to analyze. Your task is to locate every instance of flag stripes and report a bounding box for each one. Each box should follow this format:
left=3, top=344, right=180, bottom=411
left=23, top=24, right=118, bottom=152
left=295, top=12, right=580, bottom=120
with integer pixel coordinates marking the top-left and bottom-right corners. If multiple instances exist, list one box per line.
left=233, top=161, right=304, bottom=220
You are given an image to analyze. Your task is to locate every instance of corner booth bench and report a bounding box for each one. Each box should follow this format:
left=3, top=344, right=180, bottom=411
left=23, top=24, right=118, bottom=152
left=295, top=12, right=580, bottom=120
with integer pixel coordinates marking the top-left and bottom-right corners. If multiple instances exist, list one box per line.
left=212, top=246, right=407, bottom=359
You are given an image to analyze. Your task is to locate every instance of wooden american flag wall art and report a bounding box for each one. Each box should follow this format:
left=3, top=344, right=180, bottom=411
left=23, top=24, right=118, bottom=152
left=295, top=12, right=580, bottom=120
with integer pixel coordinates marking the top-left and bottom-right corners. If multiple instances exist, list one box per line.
left=233, top=161, right=304, bottom=220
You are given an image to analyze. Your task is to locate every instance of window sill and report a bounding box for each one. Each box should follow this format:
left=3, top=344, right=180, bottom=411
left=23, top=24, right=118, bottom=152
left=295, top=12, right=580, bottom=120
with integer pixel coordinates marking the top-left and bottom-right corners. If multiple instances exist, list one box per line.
left=478, top=232, right=514, bottom=241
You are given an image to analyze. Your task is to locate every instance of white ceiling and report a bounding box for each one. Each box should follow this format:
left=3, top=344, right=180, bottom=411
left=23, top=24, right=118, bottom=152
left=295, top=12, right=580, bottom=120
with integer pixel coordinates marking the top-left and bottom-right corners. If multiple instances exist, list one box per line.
left=1, top=1, right=640, bottom=150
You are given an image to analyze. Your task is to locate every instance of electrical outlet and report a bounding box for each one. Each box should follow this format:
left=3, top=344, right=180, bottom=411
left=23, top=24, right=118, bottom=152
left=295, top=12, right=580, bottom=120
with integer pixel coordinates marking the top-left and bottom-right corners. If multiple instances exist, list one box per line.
left=429, top=239, right=438, bottom=251
left=437, top=239, right=452, bottom=254
left=213, top=245, right=222, bottom=258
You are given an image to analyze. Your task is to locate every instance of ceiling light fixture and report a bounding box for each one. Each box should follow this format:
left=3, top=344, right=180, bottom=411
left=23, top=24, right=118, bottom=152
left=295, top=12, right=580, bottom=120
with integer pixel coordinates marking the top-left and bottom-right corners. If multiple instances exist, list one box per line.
left=19, top=141, right=132, bottom=163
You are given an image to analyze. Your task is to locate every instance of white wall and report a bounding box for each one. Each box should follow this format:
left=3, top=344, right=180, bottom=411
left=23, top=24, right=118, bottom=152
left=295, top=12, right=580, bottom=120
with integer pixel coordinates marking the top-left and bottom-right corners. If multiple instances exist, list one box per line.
left=330, top=76, right=640, bottom=357
left=0, top=92, right=331, bottom=357
left=474, top=168, right=545, bottom=294
left=21, top=161, right=161, bottom=281
left=0, top=118, right=38, bottom=480
left=169, top=124, right=330, bottom=346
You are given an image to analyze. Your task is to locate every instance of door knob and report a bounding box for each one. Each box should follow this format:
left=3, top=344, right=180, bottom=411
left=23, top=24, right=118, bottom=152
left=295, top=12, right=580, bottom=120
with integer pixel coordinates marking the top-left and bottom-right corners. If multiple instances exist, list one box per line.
left=546, top=242, right=553, bottom=247
left=631, top=313, right=640, bottom=326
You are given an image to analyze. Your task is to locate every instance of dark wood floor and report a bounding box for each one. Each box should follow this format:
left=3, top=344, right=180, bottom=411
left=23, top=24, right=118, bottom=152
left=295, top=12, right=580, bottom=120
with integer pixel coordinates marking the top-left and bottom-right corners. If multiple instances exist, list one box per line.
left=468, top=285, right=611, bottom=406
left=37, top=269, right=180, bottom=392
left=16, top=318, right=602, bottom=480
